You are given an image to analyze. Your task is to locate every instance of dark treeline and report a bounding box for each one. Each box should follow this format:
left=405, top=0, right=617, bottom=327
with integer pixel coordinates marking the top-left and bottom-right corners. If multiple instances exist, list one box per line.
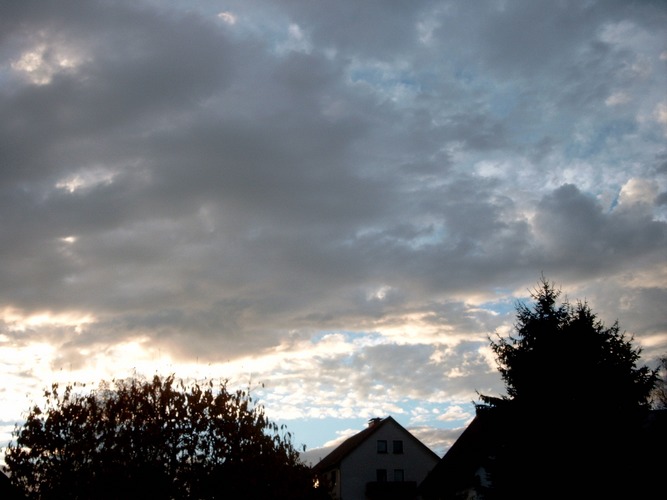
left=4, top=375, right=330, bottom=500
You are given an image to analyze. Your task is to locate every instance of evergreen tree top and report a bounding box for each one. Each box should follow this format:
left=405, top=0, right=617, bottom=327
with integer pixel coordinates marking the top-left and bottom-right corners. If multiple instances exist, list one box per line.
left=480, top=277, right=657, bottom=415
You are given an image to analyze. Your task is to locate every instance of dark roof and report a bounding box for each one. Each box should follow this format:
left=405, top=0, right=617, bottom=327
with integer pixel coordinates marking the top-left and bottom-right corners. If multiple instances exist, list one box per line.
left=418, top=406, right=516, bottom=498
left=312, top=416, right=439, bottom=473
left=419, top=407, right=667, bottom=499
left=0, top=471, right=25, bottom=500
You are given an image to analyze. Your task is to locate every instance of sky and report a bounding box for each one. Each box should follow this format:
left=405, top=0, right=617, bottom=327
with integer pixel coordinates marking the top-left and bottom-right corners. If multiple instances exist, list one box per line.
left=1, top=0, right=666, bottom=464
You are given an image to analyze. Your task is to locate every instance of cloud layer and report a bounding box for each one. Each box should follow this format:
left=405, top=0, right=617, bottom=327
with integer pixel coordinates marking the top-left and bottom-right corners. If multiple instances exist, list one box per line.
left=1, top=0, right=666, bottom=455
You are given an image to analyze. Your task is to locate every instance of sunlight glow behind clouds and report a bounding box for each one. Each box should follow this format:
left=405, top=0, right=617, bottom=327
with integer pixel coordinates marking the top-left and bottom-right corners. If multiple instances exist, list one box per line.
left=11, top=42, right=86, bottom=85
left=56, top=168, right=118, bottom=193
left=217, top=11, right=237, bottom=25
left=618, top=178, right=659, bottom=207
left=1, top=308, right=95, bottom=333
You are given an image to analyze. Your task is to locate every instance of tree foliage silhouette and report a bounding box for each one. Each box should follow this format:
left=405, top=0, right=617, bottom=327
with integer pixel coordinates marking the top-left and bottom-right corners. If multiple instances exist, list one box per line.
left=477, top=277, right=658, bottom=498
left=651, top=355, right=667, bottom=409
left=4, top=374, right=327, bottom=500
left=481, top=277, right=656, bottom=413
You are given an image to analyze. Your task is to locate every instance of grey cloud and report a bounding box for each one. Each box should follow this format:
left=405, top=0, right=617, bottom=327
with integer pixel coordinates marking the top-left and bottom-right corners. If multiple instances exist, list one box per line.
left=572, top=282, right=667, bottom=361
left=533, top=184, right=667, bottom=276
left=278, top=0, right=438, bottom=60
left=0, top=0, right=665, bottom=454
left=1, top=3, right=234, bottom=164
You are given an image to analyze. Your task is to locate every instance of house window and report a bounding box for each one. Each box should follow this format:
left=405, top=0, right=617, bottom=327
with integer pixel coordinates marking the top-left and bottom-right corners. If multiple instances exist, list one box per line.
left=393, top=440, right=403, bottom=454
left=377, top=440, right=388, bottom=453
left=376, top=469, right=387, bottom=482
left=394, top=469, right=404, bottom=482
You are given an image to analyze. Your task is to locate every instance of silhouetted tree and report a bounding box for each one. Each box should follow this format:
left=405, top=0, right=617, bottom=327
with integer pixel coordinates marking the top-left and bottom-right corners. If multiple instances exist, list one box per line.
left=477, top=277, right=658, bottom=498
left=650, top=355, right=667, bottom=409
left=481, top=277, right=656, bottom=412
left=4, top=374, right=327, bottom=500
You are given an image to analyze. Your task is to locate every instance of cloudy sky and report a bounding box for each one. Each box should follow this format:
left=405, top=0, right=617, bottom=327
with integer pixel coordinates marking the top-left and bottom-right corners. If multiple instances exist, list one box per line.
left=1, top=0, right=666, bottom=462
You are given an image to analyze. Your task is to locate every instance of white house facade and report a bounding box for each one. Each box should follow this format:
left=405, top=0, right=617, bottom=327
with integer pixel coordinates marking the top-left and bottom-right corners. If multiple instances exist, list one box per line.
left=313, top=416, right=440, bottom=500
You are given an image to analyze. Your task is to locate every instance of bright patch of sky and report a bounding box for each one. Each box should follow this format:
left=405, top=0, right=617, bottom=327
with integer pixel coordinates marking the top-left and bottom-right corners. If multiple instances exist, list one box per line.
left=11, top=43, right=86, bottom=85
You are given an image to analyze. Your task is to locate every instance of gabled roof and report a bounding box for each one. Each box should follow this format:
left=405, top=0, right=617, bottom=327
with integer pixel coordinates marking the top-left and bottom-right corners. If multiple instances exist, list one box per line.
left=418, top=408, right=506, bottom=496
left=0, top=471, right=24, bottom=500
left=312, top=416, right=439, bottom=473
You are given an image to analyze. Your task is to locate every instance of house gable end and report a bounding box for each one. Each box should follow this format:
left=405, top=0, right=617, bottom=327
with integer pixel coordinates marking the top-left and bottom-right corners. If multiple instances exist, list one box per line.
left=313, top=416, right=439, bottom=472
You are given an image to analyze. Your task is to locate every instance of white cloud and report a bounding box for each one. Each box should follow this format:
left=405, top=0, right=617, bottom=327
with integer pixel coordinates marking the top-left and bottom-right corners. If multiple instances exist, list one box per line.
left=217, top=11, right=237, bottom=25
left=655, top=102, right=667, bottom=136
left=55, top=168, right=118, bottom=193
left=657, top=102, right=667, bottom=123
left=11, top=42, right=86, bottom=85
left=436, top=405, right=473, bottom=422
left=605, top=91, right=631, bottom=106
left=1, top=308, right=94, bottom=333
left=323, top=428, right=358, bottom=448
left=617, top=178, right=659, bottom=208
left=276, top=23, right=312, bottom=54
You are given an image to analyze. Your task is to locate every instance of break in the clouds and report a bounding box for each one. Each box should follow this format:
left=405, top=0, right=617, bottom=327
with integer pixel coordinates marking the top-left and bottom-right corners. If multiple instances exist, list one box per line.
left=1, top=0, right=666, bottom=456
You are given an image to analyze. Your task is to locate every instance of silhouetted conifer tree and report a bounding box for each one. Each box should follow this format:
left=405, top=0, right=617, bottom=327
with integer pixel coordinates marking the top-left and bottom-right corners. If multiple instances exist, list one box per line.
left=478, top=277, right=658, bottom=498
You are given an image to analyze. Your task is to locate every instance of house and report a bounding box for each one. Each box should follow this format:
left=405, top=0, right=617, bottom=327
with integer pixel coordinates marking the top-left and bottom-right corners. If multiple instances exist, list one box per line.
left=419, top=406, right=667, bottom=499
left=312, top=416, right=440, bottom=500
left=418, top=406, right=508, bottom=500
left=0, top=471, right=24, bottom=500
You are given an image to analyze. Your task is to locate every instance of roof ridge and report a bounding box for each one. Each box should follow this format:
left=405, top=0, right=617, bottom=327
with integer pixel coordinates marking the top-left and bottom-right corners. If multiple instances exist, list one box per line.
left=312, top=416, right=389, bottom=472
left=312, top=416, right=439, bottom=472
